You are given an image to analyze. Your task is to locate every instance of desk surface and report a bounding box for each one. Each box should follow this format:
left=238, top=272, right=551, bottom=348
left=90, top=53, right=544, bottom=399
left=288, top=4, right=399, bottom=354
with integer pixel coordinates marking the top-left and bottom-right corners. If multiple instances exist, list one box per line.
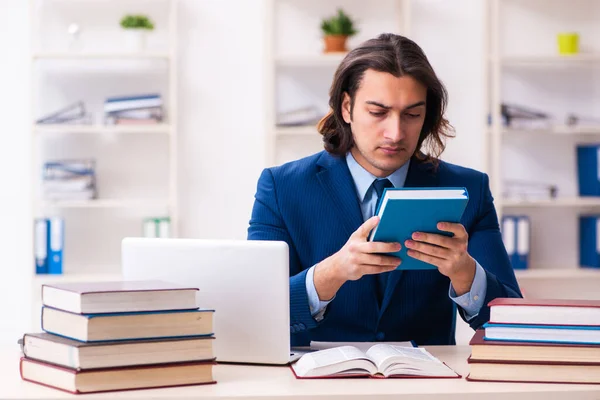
left=3, top=345, right=600, bottom=399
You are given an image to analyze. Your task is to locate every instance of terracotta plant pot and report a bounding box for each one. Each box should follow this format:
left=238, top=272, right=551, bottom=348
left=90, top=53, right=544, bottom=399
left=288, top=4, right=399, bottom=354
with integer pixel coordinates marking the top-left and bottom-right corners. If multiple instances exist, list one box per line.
left=323, top=35, right=348, bottom=53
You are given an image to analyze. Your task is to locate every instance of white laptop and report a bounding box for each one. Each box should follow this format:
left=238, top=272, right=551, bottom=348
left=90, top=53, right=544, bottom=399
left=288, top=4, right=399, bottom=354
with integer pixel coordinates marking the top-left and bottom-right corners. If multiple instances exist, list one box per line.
left=121, top=237, right=302, bottom=365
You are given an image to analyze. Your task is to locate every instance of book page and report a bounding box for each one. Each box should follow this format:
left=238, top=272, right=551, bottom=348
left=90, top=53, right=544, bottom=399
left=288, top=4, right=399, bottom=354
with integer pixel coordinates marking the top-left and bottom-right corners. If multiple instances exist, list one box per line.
left=292, top=346, right=377, bottom=378
left=365, top=344, right=458, bottom=378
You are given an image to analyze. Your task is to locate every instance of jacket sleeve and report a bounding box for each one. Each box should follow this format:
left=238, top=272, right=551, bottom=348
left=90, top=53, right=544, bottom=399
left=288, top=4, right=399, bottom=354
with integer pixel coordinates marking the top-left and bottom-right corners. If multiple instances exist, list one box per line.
left=463, top=173, right=523, bottom=329
left=247, top=168, right=320, bottom=338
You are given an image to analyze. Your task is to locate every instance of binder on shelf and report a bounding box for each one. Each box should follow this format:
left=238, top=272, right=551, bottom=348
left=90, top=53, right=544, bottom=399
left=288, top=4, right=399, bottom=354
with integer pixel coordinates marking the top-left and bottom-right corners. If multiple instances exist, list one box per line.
left=34, top=219, right=48, bottom=274
left=577, top=145, right=600, bottom=196
left=579, top=215, right=600, bottom=269
left=501, top=215, right=530, bottom=270
left=47, top=217, right=64, bottom=275
left=143, top=217, right=171, bottom=238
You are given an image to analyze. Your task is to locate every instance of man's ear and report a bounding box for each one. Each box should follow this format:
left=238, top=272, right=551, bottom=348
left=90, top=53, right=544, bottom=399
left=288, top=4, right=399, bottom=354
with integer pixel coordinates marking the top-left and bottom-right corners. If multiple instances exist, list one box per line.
left=341, top=92, right=352, bottom=124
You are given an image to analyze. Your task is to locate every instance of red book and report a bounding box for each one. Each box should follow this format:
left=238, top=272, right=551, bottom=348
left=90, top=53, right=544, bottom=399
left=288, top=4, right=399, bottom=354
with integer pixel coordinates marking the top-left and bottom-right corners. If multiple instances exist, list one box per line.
left=488, top=298, right=600, bottom=326
left=20, top=357, right=216, bottom=394
left=469, top=329, right=600, bottom=364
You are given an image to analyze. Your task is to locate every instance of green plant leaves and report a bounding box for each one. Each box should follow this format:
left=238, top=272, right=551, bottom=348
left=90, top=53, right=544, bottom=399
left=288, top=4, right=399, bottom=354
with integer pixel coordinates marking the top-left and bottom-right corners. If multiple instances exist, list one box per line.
left=120, top=15, right=155, bottom=30
left=321, top=9, right=358, bottom=36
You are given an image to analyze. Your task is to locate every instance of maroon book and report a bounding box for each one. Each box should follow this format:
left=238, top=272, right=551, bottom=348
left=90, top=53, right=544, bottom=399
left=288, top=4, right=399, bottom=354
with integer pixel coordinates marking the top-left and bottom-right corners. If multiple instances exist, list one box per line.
left=20, top=357, right=216, bottom=394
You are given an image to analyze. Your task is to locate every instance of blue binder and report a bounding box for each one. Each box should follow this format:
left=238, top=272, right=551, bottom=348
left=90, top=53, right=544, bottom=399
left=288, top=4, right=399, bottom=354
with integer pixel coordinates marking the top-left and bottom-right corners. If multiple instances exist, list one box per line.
left=370, top=187, right=469, bottom=270
left=34, top=218, right=48, bottom=274
left=47, top=217, right=64, bottom=274
left=580, top=215, right=600, bottom=269
left=501, top=215, right=530, bottom=270
left=577, top=145, right=600, bottom=196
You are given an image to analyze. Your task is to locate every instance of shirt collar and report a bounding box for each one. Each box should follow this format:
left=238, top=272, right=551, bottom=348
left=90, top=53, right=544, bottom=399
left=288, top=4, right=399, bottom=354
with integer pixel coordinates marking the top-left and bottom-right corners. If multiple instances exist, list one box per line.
left=345, top=151, right=410, bottom=202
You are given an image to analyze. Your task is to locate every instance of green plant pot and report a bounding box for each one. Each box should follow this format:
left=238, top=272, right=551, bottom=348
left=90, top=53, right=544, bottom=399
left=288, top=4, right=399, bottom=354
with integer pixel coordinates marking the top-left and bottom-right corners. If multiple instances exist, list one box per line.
left=557, top=32, right=579, bottom=55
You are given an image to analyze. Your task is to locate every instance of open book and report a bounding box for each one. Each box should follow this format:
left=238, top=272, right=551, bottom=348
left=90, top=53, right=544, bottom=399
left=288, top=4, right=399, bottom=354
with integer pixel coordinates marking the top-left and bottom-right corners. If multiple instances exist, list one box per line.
left=291, top=344, right=460, bottom=379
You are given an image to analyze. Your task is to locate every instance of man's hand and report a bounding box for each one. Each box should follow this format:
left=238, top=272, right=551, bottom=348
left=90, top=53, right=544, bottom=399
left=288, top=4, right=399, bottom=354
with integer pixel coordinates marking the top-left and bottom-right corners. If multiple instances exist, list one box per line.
left=313, top=216, right=402, bottom=301
left=404, top=222, right=476, bottom=296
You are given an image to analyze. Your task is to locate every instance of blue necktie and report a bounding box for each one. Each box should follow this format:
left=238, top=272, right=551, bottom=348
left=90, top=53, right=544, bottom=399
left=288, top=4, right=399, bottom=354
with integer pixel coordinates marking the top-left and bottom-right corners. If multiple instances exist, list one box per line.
left=371, top=178, right=394, bottom=302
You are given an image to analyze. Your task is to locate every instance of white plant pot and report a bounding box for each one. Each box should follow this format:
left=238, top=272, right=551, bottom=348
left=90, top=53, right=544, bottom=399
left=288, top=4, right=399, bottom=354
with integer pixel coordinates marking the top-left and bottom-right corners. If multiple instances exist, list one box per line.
left=123, top=29, right=147, bottom=52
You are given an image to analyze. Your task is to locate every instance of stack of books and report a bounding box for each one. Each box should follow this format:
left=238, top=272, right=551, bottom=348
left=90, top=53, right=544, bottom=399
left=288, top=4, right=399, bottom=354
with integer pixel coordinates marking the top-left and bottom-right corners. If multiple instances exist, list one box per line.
left=467, top=298, right=600, bottom=384
left=104, top=94, right=164, bottom=125
left=42, top=159, right=96, bottom=201
left=20, top=280, right=216, bottom=394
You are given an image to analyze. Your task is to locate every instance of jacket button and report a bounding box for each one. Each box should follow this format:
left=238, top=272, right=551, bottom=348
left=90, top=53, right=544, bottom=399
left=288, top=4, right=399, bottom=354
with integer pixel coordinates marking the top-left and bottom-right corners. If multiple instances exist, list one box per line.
left=376, top=332, right=385, bottom=341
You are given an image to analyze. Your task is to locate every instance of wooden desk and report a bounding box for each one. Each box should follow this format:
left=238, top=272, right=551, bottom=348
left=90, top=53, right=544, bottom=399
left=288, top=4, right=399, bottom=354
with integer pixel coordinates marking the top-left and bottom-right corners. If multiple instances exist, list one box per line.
left=3, top=345, right=600, bottom=399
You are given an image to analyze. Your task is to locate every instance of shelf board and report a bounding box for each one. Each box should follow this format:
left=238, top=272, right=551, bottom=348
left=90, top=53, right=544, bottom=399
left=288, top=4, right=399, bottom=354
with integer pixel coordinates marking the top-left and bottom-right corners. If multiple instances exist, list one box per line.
left=502, top=197, right=600, bottom=208
left=501, top=126, right=600, bottom=136
left=40, top=199, right=169, bottom=209
left=276, top=125, right=319, bottom=136
left=498, top=54, right=600, bottom=68
left=33, top=271, right=123, bottom=285
left=32, top=52, right=170, bottom=61
left=275, top=53, right=346, bottom=67
left=34, top=124, right=172, bottom=135
left=515, top=268, right=600, bottom=279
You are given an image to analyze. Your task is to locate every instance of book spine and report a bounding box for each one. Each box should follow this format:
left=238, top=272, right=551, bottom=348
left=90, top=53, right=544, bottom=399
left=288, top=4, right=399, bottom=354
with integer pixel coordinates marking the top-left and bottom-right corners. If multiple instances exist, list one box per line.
left=34, top=218, right=48, bottom=274
left=580, top=215, right=600, bottom=268
left=47, top=218, right=64, bottom=275
left=577, top=145, right=600, bottom=196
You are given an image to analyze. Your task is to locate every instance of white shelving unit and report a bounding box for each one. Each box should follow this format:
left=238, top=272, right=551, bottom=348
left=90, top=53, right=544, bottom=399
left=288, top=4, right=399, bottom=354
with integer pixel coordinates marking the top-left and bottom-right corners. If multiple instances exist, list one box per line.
left=487, top=0, right=600, bottom=297
left=265, top=0, right=411, bottom=167
left=29, top=0, right=178, bottom=328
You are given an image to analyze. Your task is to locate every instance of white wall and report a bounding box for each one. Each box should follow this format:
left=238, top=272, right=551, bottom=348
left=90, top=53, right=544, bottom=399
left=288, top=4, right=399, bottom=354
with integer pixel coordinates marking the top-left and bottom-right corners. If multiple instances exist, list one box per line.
left=177, top=0, right=267, bottom=240
left=0, top=0, right=33, bottom=345
left=412, top=0, right=487, bottom=173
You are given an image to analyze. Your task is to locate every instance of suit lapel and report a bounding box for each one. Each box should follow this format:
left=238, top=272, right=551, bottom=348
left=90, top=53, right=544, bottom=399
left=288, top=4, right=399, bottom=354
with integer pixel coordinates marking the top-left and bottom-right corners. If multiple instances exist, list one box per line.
left=379, top=157, right=440, bottom=318
left=316, top=152, right=364, bottom=237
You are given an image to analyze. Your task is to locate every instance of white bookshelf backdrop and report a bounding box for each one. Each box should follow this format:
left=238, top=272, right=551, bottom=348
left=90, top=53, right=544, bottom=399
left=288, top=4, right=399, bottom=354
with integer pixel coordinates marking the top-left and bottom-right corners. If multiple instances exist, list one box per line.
left=266, top=0, right=411, bottom=167
left=488, top=0, right=600, bottom=297
left=30, top=0, right=179, bottom=328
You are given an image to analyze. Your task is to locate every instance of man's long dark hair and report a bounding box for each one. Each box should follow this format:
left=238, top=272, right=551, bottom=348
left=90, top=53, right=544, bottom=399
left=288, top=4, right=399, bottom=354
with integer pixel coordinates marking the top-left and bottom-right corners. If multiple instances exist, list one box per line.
left=317, top=33, right=454, bottom=164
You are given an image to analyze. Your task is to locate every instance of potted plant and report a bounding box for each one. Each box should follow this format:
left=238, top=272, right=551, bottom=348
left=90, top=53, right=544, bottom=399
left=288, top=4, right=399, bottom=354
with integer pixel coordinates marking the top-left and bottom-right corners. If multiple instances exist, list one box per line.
left=120, top=14, right=155, bottom=52
left=320, top=9, right=358, bottom=53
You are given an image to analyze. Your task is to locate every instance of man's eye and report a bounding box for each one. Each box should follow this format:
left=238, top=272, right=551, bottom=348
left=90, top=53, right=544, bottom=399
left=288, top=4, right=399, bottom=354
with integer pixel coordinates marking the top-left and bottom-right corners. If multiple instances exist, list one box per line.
left=369, top=111, right=386, bottom=117
left=406, top=113, right=421, bottom=118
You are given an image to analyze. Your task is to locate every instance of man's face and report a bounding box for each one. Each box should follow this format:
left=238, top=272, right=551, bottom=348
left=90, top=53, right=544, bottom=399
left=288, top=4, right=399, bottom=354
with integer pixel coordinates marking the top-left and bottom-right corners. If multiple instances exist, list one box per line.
left=342, top=69, right=427, bottom=178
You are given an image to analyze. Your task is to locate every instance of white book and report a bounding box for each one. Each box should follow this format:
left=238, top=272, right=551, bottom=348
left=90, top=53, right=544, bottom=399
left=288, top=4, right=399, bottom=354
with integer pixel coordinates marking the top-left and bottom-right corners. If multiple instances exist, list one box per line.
left=291, top=344, right=459, bottom=379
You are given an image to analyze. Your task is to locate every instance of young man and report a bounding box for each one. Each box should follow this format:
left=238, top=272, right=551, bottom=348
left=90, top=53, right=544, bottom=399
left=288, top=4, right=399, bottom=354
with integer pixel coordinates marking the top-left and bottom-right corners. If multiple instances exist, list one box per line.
left=248, top=33, right=521, bottom=346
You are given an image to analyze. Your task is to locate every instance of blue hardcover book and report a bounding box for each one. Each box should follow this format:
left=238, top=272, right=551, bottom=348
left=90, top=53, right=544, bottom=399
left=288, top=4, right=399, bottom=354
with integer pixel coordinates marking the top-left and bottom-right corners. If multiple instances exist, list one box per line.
left=577, top=145, right=600, bottom=196
left=369, top=187, right=469, bottom=270
left=483, top=322, right=600, bottom=345
left=34, top=218, right=48, bottom=274
left=47, top=217, right=64, bottom=275
left=580, top=215, right=600, bottom=269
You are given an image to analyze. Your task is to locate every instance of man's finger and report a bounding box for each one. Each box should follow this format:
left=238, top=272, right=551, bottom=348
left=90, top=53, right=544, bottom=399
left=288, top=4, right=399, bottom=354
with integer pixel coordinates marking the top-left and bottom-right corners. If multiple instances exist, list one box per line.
left=353, top=216, right=380, bottom=240
left=361, top=264, right=401, bottom=275
left=358, top=253, right=401, bottom=267
left=359, top=241, right=401, bottom=254
left=411, top=232, right=455, bottom=250
left=406, top=249, right=444, bottom=268
left=436, top=222, right=467, bottom=238
left=405, top=240, right=451, bottom=259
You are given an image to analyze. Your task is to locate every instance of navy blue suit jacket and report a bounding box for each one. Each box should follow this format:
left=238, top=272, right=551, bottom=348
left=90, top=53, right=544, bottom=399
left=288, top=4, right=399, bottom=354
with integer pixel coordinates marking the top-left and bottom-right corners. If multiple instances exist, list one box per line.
left=248, top=151, right=522, bottom=346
